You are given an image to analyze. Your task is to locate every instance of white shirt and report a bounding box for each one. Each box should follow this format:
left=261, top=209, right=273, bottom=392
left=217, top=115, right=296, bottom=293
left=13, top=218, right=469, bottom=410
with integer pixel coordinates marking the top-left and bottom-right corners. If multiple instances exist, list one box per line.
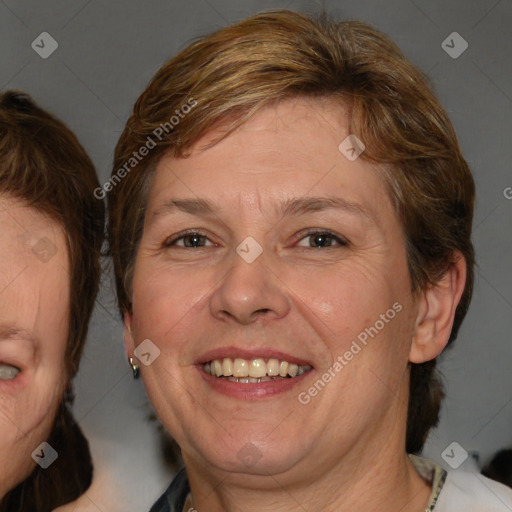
left=410, top=455, right=512, bottom=511
left=436, top=469, right=512, bottom=511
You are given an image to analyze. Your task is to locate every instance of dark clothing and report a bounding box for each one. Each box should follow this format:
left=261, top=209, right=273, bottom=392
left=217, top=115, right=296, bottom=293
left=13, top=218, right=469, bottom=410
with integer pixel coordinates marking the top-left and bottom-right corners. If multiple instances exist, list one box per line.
left=149, top=468, right=189, bottom=512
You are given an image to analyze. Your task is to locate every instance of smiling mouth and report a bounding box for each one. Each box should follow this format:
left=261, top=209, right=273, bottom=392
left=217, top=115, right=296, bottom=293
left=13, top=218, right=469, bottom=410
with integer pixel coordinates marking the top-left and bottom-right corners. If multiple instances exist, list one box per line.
left=204, top=357, right=313, bottom=383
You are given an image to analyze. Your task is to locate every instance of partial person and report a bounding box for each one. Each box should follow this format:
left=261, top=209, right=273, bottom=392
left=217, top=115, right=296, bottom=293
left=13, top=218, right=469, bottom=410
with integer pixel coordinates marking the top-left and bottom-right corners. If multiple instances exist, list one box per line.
left=107, top=10, right=512, bottom=512
left=482, top=449, right=512, bottom=489
left=0, top=91, right=104, bottom=511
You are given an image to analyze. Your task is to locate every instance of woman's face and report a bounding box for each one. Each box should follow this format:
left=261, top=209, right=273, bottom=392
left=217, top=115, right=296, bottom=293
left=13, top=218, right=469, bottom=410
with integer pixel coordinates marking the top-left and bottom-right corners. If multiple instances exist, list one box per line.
left=126, top=97, right=421, bottom=481
left=0, top=197, right=69, bottom=497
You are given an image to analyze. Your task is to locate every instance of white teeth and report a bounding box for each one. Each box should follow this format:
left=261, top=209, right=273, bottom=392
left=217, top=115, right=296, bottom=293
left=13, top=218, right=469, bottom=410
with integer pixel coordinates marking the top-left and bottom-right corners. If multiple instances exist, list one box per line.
left=213, top=360, right=222, bottom=377
left=288, top=363, right=298, bottom=377
left=222, top=358, right=233, bottom=376
left=226, top=376, right=282, bottom=383
left=267, top=358, right=279, bottom=376
left=204, top=357, right=312, bottom=382
left=233, top=358, right=249, bottom=377
left=0, top=364, right=20, bottom=381
left=248, top=358, right=266, bottom=378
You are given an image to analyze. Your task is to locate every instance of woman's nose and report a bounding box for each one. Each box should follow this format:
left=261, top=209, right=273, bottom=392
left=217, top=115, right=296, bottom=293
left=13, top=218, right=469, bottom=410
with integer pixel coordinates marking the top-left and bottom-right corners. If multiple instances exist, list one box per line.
left=208, top=249, right=291, bottom=325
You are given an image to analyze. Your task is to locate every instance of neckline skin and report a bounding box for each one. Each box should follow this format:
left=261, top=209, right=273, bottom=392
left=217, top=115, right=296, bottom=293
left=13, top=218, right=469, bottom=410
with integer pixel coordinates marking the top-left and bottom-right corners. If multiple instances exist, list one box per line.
left=180, top=454, right=435, bottom=512
left=125, top=96, right=464, bottom=512
left=181, top=397, right=432, bottom=512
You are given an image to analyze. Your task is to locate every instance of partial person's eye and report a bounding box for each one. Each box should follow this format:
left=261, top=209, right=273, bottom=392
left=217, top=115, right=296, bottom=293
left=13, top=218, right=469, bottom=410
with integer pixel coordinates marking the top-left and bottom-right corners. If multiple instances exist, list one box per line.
left=163, top=230, right=216, bottom=248
left=0, top=363, right=20, bottom=380
left=296, top=229, right=349, bottom=248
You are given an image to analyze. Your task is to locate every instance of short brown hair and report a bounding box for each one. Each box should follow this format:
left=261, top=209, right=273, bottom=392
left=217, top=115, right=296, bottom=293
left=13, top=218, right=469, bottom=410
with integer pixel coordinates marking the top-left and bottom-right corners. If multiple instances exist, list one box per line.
left=0, top=90, right=104, bottom=380
left=0, top=90, right=104, bottom=510
left=108, top=10, right=475, bottom=453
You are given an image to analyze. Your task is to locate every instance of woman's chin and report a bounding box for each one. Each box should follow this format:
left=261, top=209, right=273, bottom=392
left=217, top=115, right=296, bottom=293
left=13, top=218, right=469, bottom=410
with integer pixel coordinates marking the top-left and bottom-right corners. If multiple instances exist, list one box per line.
left=189, top=437, right=306, bottom=477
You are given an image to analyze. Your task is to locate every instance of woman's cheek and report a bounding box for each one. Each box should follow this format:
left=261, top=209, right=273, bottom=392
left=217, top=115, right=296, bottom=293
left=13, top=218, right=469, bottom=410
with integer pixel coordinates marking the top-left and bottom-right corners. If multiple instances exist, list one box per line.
left=0, top=394, right=49, bottom=445
left=135, top=269, right=210, bottom=322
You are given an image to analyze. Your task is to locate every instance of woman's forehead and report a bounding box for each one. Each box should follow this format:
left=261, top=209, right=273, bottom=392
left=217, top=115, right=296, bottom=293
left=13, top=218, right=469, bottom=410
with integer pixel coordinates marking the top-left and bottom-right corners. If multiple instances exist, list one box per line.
left=0, top=200, right=66, bottom=259
left=146, top=98, right=392, bottom=222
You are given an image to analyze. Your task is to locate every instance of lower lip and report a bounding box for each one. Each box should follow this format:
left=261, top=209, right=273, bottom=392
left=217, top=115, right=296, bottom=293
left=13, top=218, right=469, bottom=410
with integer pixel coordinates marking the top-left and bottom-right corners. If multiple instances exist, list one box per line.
left=197, top=367, right=313, bottom=399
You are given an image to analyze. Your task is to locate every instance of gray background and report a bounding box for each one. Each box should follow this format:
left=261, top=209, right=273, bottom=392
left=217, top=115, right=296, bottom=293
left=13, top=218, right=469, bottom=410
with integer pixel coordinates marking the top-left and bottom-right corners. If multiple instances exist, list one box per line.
left=1, top=0, right=511, bottom=510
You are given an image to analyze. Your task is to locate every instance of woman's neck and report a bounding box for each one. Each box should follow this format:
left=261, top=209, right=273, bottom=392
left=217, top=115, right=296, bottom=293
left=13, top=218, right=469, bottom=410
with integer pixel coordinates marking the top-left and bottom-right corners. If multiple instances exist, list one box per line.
left=182, top=435, right=431, bottom=512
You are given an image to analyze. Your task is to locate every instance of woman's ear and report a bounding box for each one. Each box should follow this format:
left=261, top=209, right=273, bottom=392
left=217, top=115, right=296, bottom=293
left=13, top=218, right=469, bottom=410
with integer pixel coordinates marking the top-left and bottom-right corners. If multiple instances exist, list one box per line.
left=123, top=311, right=135, bottom=358
left=409, top=252, right=467, bottom=364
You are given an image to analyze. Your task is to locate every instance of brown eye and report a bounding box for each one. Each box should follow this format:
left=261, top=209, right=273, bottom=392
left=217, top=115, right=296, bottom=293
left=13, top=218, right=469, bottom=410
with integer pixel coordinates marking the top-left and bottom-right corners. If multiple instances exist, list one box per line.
left=296, top=230, right=349, bottom=248
left=164, top=230, right=215, bottom=248
left=180, top=234, right=207, bottom=247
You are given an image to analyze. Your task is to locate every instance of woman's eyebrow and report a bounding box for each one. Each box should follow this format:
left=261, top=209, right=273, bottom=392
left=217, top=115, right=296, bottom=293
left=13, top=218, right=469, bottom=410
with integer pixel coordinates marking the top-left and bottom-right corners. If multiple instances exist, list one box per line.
left=152, top=198, right=216, bottom=218
left=151, top=196, right=374, bottom=222
left=0, top=324, right=37, bottom=343
left=280, top=196, right=373, bottom=222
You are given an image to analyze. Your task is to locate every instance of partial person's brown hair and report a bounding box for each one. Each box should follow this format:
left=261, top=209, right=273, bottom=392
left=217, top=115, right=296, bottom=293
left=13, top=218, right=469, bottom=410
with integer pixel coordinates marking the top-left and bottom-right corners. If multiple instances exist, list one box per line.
left=0, top=90, right=104, bottom=510
left=107, top=9, right=475, bottom=454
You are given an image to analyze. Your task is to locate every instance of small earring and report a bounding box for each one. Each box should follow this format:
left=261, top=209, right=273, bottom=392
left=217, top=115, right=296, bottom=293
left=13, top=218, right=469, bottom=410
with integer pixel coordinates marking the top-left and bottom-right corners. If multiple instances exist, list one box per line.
left=129, top=357, right=139, bottom=379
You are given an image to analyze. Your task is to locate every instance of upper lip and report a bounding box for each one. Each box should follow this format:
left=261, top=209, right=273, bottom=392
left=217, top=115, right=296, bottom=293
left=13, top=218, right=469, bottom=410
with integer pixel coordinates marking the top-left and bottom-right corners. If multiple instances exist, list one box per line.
left=195, top=346, right=314, bottom=367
